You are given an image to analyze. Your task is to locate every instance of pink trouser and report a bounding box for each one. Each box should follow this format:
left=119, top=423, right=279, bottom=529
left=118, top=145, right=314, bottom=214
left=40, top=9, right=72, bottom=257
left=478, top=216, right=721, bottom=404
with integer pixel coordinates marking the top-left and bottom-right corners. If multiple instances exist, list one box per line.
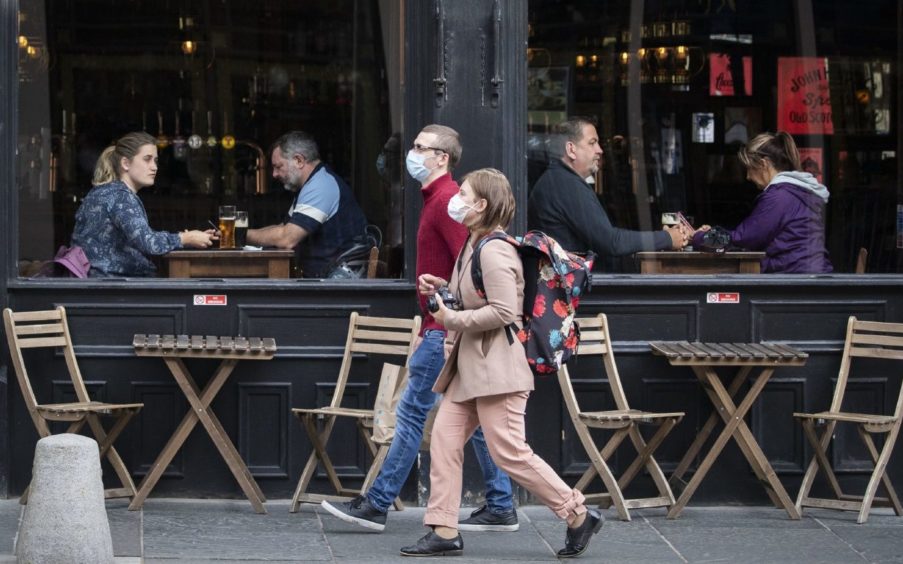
left=424, top=390, right=586, bottom=529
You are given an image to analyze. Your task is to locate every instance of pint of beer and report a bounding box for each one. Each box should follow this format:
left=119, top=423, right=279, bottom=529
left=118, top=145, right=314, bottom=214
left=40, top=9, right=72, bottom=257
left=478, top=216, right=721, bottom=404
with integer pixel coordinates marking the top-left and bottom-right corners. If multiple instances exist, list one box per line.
left=235, top=211, right=248, bottom=248
left=218, top=205, right=236, bottom=249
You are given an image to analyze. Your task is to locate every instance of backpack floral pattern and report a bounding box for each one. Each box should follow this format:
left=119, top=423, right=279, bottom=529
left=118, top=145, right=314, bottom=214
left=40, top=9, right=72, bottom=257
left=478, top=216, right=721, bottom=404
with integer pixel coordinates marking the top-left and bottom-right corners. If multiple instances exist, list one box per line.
left=471, top=231, right=595, bottom=375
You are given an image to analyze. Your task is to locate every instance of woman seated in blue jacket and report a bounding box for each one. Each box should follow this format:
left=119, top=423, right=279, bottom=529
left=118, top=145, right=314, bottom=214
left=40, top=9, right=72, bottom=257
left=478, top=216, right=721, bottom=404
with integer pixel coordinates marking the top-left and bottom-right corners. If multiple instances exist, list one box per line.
left=693, top=131, right=833, bottom=273
left=72, top=131, right=216, bottom=277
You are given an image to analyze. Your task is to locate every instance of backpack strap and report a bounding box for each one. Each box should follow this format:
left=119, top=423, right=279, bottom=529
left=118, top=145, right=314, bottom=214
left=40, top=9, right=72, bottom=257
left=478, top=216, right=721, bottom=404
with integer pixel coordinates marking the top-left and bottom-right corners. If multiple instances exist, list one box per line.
left=470, top=232, right=521, bottom=345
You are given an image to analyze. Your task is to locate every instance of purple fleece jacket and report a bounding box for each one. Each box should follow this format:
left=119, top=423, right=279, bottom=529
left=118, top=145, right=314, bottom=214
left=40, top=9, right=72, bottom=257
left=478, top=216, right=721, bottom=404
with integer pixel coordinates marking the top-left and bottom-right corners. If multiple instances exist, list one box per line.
left=693, top=172, right=833, bottom=273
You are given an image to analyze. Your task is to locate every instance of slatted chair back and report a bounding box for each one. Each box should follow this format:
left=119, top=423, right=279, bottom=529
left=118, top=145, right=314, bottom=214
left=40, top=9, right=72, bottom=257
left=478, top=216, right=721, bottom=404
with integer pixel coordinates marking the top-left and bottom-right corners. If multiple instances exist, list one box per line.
left=563, top=313, right=632, bottom=411
left=328, top=312, right=422, bottom=409
left=3, top=307, right=91, bottom=434
left=833, top=317, right=903, bottom=416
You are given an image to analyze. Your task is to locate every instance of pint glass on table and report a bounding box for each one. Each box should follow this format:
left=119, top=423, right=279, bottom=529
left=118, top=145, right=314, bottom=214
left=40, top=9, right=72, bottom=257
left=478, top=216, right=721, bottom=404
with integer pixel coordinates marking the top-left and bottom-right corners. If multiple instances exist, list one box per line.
left=218, top=205, right=236, bottom=249
left=235, top=211, right=248, bottom=248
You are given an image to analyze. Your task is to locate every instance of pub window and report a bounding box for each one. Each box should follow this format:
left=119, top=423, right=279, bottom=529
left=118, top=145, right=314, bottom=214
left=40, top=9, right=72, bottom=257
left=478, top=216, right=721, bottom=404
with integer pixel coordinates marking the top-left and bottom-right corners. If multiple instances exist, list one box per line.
left=16, top=0, right=405, bottom=280
left=527, top=0, right=900, bottom=274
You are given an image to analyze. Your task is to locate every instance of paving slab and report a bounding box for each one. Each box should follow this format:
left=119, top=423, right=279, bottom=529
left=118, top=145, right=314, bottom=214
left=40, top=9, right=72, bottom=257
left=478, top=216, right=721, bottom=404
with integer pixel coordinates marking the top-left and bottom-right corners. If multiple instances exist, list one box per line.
left=0, top=500, right=21, bottom=555
left=142, top=500, right=330, bottom=561
left=522, top=506, right=679, bottom=563
left=107, top=499, right=142, bottom=557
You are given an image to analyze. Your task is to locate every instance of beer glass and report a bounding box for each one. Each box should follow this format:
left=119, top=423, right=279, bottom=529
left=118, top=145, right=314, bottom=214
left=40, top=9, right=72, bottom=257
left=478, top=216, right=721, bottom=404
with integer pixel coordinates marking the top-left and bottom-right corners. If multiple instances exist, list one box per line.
left=218, top=205, right=236, bottom=249
left=235, top=211, right=248, bottom=248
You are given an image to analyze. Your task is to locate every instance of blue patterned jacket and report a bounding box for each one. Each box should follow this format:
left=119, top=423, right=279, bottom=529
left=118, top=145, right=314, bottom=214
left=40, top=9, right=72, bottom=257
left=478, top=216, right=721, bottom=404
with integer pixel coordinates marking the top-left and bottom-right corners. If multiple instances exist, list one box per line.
left=72, top=180, right=181, bottom=277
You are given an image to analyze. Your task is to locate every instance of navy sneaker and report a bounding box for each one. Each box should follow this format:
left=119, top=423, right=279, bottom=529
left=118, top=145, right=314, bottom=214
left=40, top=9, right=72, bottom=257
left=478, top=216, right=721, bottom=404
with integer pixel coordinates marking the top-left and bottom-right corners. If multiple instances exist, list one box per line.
left=457, top=504, right=519, bottom=532
left=321, top=496, right=387, bottom=532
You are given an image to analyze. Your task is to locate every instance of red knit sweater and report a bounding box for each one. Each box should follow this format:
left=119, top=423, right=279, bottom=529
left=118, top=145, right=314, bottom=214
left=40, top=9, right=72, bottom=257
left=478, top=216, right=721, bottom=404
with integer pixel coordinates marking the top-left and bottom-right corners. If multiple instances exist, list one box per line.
left=416, top=173, right=468, bottom=334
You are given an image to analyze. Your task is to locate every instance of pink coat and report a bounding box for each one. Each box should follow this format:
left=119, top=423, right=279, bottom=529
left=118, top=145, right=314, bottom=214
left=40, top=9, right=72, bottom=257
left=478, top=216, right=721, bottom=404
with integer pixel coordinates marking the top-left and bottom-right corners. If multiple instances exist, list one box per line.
left=433, top=235, right=534, bottom=402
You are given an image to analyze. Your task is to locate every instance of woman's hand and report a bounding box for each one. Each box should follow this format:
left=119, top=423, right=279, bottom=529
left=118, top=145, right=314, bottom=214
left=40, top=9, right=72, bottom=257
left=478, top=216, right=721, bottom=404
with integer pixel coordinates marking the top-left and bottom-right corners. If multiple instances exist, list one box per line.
left=431, top=292, right=449, bottom=325
left=418, top=274, right=447, bottom=296
left=694, top=224, right=712, bottom=234
left=180, top=229, right=215, bottom=248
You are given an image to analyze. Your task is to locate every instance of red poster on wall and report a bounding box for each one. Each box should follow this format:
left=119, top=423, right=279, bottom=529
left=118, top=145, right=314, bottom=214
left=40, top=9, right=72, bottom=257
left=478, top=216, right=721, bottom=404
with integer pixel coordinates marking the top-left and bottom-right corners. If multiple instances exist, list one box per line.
left=777, top=57, right=834, bottom=135
left=709, top=54, right=753, bottom=96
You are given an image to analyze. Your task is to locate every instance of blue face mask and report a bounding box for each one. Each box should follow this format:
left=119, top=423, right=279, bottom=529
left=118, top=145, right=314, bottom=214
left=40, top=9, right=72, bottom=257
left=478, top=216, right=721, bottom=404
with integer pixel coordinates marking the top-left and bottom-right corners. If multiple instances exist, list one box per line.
left=405, top=150, right=433, bottom=183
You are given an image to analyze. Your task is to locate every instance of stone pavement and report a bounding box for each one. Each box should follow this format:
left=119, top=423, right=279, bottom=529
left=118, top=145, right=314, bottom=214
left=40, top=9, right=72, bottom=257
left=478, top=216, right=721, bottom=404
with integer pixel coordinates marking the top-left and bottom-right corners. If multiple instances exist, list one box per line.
left=0, top=498, right=901, bottom=563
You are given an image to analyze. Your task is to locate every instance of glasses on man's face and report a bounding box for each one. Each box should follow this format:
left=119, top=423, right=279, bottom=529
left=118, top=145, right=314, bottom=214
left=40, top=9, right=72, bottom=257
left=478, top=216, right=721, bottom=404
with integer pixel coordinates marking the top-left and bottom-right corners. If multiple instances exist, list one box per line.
left=411, top=143, right=445, bottom=154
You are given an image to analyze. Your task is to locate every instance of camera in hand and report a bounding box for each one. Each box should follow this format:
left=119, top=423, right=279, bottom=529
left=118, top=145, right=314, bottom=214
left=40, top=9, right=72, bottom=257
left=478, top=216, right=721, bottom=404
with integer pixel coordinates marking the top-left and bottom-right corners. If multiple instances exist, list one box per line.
left=427, top=286, right=460, bottom=313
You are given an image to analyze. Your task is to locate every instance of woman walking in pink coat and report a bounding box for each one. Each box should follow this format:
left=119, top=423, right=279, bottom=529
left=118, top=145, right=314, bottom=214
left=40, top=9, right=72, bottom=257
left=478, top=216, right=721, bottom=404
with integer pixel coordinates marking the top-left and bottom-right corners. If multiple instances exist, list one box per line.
left=400, top=168, right=603, bottom=558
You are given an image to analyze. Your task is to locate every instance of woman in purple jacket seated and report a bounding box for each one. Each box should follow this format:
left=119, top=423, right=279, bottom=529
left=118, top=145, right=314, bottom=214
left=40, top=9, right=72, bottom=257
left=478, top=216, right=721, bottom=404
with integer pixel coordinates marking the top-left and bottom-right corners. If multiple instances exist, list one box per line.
left=693, top=131, right=833, bottom=273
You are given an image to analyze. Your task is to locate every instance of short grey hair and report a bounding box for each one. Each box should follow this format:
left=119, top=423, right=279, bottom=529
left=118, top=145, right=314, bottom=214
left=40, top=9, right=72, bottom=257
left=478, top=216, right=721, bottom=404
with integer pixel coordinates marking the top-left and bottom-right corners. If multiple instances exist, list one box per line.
left=272, top=131, right=320, bottom=161
left=550, top=116, right=597, bottom=159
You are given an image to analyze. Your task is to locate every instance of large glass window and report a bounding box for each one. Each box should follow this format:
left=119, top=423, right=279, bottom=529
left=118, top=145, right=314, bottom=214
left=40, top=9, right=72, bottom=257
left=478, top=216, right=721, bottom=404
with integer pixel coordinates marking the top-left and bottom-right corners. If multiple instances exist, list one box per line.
left=527, top=0, right=900, bottom=273
left=16, top=0, right=404, bottom=279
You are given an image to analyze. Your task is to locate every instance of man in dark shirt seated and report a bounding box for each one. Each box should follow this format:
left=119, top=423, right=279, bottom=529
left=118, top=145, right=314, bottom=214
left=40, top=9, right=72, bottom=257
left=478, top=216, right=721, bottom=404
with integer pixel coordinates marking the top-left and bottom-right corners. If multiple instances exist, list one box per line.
left=528, top=117, right=687, bottom=262
left=248, top=131, right=368, bottom=278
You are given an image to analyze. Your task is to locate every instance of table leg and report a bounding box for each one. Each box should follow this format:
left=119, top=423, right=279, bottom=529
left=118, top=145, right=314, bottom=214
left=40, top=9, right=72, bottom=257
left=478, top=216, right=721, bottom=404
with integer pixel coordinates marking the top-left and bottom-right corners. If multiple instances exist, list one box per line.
left=673, top=366, right=800, bottom=519
left=668, top=365, right=775, bottom=519
left=130, top=358, right=266, bottom=513
left=670, top=366, right=753, bottom=489
left=168, top=358, right=267, bottom=513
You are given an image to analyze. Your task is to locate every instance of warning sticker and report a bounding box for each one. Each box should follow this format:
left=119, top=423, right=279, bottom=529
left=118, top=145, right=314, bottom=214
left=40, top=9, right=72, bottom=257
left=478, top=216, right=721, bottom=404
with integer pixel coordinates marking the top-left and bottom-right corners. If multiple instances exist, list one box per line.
left=193, top=295, right=227, bottom=306
left=706, top=292, right=739, bottom=304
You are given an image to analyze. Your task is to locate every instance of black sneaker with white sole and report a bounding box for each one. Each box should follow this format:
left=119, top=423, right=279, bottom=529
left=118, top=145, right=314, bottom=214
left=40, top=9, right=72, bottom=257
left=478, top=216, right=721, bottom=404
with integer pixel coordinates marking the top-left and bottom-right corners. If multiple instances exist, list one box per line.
left=457, top=505, right=519, bottom=532
left=320, top=496, right=387, bottom=532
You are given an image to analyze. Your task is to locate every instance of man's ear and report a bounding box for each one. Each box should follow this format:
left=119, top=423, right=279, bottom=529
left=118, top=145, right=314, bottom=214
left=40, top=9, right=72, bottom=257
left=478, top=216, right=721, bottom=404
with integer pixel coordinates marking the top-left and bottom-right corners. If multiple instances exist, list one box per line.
left=564, top=141, right=577, bottom=161
left=292, top=154, right=306, bottom=168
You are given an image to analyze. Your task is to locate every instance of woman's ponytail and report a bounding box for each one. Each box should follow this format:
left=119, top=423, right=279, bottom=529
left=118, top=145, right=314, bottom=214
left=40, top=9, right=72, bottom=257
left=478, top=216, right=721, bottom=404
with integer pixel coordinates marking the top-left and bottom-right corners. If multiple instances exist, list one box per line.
left=776, top=131, right=801, bottom=171
left=91, top=145, right=117, bottom=186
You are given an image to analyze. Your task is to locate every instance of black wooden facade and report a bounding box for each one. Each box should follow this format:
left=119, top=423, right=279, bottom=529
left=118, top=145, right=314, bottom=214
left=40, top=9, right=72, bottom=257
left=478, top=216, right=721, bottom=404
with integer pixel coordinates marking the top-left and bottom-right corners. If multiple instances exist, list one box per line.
left=1, top=1, right=902, bottom=507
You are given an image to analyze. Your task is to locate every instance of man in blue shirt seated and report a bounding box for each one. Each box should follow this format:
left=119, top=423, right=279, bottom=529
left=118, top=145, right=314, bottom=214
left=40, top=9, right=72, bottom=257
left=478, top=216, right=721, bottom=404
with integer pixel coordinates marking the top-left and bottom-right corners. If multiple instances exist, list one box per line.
left=248, top=131, right=368, bottom=278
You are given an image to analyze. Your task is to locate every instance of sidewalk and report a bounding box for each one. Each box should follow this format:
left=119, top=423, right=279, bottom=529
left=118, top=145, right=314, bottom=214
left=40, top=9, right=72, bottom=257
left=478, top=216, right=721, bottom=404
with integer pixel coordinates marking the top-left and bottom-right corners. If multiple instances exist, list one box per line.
left=0, top=498, right=901, bottom=563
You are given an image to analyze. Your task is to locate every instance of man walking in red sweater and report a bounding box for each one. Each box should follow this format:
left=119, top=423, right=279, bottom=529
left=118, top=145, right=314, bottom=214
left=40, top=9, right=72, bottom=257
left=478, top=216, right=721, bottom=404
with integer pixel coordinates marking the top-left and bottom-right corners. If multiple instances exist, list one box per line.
left=322, top=125, right=517, bottom=534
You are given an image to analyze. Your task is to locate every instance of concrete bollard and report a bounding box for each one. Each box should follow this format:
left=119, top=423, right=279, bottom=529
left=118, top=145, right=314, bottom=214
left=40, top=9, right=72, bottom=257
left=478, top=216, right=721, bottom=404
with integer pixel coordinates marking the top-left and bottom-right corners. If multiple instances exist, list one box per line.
left=16, top=434, right=114, bottom=564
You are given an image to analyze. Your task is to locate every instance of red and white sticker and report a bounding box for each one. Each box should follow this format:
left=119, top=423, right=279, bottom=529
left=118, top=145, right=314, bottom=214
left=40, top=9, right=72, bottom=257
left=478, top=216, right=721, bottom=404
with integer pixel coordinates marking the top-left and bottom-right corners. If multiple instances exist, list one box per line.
left=193, top=294, right=227, bottom=306
left=707, top=292, right=740, bottom=304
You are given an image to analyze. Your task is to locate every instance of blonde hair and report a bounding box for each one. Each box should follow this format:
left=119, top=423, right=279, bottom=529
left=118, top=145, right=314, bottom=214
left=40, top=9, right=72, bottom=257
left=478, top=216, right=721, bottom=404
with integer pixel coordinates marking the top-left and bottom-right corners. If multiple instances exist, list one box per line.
left=462, top=168, right=515, bottom=232
left=421, top=124, right=462, bottom=168
left=92, top=131, right=157, bottom=186
left=738, top=131, right=801, bottom=173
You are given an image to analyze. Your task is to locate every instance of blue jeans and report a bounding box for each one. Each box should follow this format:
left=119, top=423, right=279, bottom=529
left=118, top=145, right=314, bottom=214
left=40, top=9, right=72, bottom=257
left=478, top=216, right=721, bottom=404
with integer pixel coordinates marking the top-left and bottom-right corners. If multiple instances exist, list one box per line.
left=367, top=329, right=514, bottom=513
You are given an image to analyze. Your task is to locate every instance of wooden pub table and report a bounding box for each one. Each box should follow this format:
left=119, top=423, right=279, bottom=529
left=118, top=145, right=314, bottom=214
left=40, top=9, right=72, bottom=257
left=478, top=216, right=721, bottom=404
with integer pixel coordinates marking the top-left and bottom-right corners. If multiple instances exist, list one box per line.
left=649, top=340, right=808, bottom=519
left=164, top=249, right=294, bottom=278
left=131, top=334, right=277, bottom=513
left=637, top=251, right=764, bottom=274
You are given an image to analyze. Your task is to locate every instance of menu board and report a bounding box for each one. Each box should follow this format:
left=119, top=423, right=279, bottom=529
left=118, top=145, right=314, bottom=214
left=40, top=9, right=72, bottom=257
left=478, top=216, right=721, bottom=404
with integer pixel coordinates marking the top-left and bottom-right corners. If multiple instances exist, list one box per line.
left=777, top=57, right=834, bottom=135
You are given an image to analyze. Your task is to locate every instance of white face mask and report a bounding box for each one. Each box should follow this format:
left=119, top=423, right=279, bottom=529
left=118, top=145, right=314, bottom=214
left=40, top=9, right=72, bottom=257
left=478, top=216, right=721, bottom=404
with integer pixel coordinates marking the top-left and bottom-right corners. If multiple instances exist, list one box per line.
left=405, top=150, right=433, bottom=183
left=447, top=194, right=476, bottom=224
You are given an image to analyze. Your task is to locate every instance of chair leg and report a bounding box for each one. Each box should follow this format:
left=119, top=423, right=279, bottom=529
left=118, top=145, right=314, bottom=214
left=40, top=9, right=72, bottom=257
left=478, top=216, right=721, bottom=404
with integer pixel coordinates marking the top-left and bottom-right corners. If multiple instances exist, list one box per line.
left=300, top=415, right=344, bottom=495
left=858, top=428, right=903, bottom=516
left=620, top=420, right=679, bottom=504
left=356, top=422, right=404, bottom=511
left=857, top=424, right=903, bottom=523
left=797, top=419, right=844, bottom=513
left=89, top=411, right=140, bottom=497
left=572, top=425, right=631, bottom=521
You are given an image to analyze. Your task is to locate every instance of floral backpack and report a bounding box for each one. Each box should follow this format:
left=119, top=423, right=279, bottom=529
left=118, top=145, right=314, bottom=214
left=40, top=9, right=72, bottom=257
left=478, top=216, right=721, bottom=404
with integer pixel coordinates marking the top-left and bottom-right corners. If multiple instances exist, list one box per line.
left=470, top=231, right=595, bottom=375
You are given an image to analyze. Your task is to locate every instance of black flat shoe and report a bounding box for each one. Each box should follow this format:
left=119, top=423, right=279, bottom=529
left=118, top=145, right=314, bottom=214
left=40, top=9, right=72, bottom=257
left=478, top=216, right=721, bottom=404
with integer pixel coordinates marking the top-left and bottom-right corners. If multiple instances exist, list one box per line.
left=557, top=508, right=604, bottom=558
left=400, top=531, right=464, bottom=557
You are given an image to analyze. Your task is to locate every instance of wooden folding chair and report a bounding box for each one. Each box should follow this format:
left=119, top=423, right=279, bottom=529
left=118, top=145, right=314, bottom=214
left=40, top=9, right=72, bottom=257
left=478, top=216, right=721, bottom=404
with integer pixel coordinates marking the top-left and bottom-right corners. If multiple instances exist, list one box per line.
left=559, top=313, right=684, bottom=521
left=795, top=316, right=903, bottom=523
left=3, top=306, right=143, bottom=502
left=289, top=312, right=421, bottom=512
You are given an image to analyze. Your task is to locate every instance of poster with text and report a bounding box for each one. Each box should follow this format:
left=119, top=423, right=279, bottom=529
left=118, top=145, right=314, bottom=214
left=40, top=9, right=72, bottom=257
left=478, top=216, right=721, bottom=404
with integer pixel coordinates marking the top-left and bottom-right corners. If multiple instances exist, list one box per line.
left=798, top=148, right=824, bottom=184
left=777, top=57, right=834, bottom=135
left=709, top=54, right=753, bottom=96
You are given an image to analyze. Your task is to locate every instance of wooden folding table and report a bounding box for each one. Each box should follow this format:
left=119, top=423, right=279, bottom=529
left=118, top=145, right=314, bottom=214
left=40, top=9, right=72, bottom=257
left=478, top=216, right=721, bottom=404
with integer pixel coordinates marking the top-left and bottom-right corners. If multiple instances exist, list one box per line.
left=649, top=341, right=808, bottom=519
left=130, top=334, right=277, bottom=513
